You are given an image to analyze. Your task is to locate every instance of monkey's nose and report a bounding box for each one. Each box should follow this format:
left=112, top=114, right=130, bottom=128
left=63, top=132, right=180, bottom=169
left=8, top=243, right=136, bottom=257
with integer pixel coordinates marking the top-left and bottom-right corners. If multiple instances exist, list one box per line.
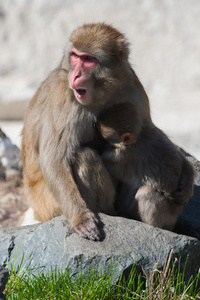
left=74, top=72, right=81, bottom=81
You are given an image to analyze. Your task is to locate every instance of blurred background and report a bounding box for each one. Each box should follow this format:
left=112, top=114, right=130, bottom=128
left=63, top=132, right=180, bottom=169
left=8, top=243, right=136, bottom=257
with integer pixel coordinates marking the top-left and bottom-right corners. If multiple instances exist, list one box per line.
left=0, top=0, right=199, bottom=159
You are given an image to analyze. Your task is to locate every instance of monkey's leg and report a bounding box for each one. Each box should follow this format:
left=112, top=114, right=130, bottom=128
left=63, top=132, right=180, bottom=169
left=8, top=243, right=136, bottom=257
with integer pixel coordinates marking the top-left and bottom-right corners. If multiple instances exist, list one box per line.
left=23, top=166, right=62, bottom=222
left=23, top=135, right=114, bottom=240
left=67, top=147, right=115, bottom=240
left=23, top=155, right=106, bottom=241
left=115, top=180, right=140, bottom=219
left=135, top=186, right=182, bottom=231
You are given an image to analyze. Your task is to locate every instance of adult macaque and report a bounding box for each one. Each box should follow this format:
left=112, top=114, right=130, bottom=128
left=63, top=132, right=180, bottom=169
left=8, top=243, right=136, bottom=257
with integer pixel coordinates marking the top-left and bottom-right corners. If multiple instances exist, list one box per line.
left=97, top=103, right=194, bottom=230
left=21, top=23, right=151, bottom=240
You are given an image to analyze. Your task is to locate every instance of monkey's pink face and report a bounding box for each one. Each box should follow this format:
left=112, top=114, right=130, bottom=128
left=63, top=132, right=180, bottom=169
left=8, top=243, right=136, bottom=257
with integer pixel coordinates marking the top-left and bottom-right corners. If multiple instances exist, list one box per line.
left=69, top=49, right=99, bottom=105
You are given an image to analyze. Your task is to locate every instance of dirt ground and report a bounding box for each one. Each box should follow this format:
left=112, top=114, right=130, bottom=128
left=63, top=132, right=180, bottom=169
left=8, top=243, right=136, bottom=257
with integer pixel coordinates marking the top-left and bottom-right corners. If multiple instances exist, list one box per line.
left=0, top=176, right=29, bottom=228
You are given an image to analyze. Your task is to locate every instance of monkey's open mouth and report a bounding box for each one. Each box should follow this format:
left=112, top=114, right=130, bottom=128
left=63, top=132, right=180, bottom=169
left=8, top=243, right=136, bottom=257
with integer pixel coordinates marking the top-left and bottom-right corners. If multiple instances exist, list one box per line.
left=76, top=89, right=86, bottom=97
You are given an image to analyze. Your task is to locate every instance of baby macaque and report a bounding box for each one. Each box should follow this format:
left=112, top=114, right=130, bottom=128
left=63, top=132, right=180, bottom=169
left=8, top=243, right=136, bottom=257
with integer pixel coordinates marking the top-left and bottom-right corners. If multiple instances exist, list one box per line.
left=97, top=103, right=194, bottom=230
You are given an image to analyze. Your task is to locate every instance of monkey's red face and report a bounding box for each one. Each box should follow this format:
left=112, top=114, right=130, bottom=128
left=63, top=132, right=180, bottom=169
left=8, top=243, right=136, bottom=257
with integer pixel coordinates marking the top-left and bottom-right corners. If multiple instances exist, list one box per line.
left=69, top=49, right=99, bottom=105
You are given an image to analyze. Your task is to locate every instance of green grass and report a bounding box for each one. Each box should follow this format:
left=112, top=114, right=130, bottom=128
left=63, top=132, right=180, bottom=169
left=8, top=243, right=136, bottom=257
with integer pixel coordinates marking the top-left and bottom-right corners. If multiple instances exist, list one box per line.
left=4, top=251, right=200, bottom=299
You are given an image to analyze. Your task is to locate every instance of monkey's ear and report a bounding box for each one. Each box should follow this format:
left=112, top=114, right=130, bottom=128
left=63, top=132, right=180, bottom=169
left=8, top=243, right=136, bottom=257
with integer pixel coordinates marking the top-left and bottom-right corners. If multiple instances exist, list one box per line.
left=121, top=133, right=134, bottom=145
left=118, top=39, right=130, bottom=60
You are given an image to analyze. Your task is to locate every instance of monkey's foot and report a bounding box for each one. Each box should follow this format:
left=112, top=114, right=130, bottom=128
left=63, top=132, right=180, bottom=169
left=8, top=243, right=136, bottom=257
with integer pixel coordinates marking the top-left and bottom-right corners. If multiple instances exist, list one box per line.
left=73, top=211, right=101, bottom=241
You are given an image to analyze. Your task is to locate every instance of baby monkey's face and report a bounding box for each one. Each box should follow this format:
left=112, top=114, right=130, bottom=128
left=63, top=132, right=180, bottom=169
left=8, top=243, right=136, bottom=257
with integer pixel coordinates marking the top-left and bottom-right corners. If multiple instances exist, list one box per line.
left=98, top=122, right=134, bottom=148
left=98, top=123, right=121, bottom=145
left=97, top=102, right=142, bottom=148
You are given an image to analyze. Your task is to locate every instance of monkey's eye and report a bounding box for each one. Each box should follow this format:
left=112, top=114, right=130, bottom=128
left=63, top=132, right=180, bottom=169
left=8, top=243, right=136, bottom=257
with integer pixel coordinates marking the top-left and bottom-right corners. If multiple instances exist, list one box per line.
left=71, top=52, right=79, bottom=59
left=83, top=55, right=98, bottom=68
left=84, top=55, right=95, bottom=61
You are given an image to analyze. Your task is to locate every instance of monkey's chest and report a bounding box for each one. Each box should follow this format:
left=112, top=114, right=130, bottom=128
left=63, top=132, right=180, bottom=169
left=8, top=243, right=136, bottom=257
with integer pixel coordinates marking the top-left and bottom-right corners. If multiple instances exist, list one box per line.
left=79, top=124, right=98, bottom=147
left=70, top=108, right=96, bottom=145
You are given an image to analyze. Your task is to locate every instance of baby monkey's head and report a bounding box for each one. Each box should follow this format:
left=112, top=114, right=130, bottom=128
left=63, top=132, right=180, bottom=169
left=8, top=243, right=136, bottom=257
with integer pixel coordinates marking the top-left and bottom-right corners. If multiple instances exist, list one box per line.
left=97, top=103, right=143, bottom=147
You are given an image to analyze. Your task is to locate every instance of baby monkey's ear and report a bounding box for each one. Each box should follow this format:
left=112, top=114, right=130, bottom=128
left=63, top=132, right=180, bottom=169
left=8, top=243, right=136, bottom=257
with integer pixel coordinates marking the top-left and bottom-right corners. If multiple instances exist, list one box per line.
left=121, top=133, right=134, bottom=145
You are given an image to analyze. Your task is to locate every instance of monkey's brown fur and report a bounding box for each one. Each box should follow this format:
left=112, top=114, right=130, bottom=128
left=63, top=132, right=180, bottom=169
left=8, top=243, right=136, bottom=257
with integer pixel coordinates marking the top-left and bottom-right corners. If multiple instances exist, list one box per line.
left=22, top=23, right=152, bottom=240
left=97, top=103, right=194, bottom=230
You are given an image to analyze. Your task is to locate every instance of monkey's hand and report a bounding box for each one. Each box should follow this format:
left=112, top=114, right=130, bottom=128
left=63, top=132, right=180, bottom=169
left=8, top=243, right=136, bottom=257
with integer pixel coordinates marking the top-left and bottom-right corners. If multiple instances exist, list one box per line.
left=172, top=186, right=193, bottom=205
left=73, top=210, right=101, bottom=241
left=172, top=171, right=194, bottom=205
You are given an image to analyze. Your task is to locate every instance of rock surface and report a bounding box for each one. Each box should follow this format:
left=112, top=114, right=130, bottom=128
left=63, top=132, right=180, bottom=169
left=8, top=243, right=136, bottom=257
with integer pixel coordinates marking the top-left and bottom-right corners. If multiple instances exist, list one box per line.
left=0, top=214, right=200, bottom=284
left=0, top=266, right=9, bottom=300
left=175, top=156, right=200, bottom=240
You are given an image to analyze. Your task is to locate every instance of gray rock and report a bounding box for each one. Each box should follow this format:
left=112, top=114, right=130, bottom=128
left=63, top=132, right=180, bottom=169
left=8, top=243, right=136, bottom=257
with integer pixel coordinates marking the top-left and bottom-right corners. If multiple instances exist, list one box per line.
left=0, top=128, right=22, bottom=180
left=0, top=293, right=6, bottom=300
left=0, top=266, right=9, bottom=300
left=175, top=156, right=200, bottom=240
left=0, top=214, right=200, bottom=283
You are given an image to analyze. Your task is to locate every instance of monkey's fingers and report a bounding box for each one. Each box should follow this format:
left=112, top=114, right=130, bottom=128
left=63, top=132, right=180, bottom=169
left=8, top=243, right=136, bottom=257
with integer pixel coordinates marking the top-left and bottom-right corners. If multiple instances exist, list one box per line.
left=73, top=212, right=101, bottom=241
